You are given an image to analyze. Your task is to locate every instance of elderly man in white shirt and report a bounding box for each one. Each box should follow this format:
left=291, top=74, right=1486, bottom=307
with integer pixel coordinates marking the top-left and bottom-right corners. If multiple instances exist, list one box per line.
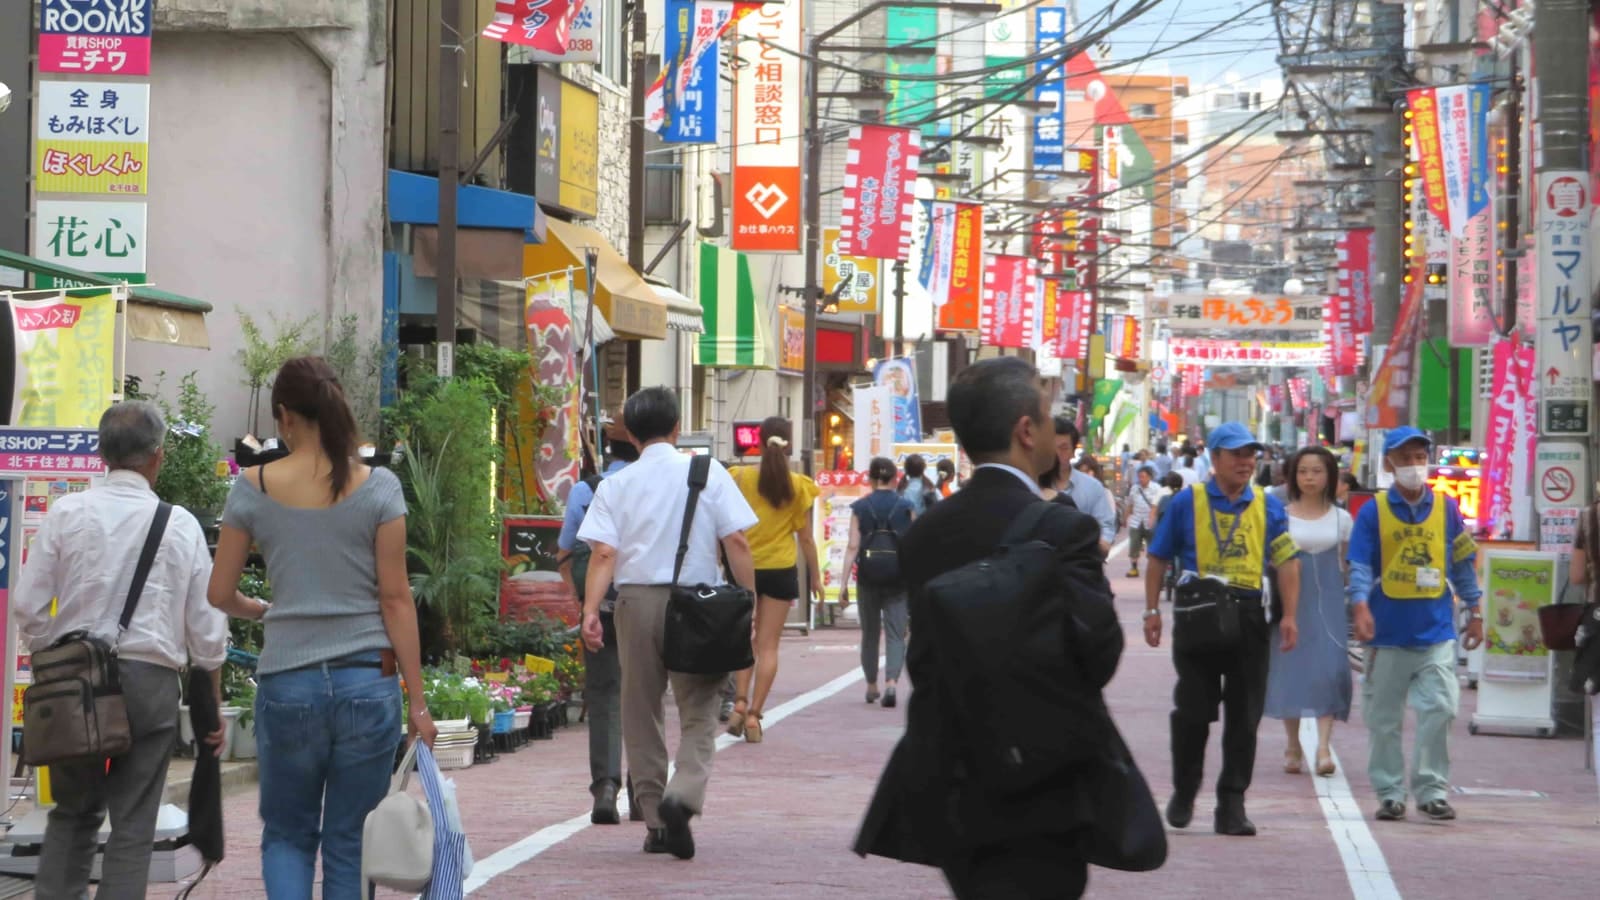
left=579, top=386, right=758, bottom=862
left=15, top=401, right=235, bottom=900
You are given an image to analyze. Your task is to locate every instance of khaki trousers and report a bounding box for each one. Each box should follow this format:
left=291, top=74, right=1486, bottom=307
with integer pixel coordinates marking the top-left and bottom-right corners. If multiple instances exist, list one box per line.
left=615, top=584, right=726, bottom=828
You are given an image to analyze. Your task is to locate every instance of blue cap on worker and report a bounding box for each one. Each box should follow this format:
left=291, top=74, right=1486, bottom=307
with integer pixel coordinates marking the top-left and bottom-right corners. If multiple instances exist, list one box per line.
left=1383, top=426, right=1433, bottom=455
left=1207, top=421, right=1263, bottom=453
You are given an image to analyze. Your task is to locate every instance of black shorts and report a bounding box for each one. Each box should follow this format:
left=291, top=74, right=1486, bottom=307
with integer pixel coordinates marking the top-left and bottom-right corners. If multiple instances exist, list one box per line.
left=754, top=567, right=800, bottom=602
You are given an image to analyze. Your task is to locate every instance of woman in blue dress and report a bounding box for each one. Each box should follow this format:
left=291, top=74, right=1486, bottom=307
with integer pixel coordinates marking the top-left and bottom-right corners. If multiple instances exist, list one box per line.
left=1265, top=446, right=1353, bottom=776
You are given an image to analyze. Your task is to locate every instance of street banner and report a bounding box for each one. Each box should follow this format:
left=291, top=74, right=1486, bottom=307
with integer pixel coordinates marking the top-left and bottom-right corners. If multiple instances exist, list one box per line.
left=696, top=242, right=772, bottom=368
left=1088, top=379, right=1122, bottom=435
left=1366, top=265, right=1427, bottom=429
left=731, top=0, right=802, bottom=252
left=1448, top=186, right=1497, bottom=347
left=1483, top=338, right=1520, bottom=534
left=840, top=125, right=920, bottom=259
left=33, top=199, right=146, bottom=275
left=656, top=0, right=722, bottom=143
left=39, top=0, right=152, bottom=75
left=481, top=0, right=582, bottom=55
left=935, top=202, right=984, bottom=331
left=1064, top=53, right=1132, bottom=125
left=35, top=80, right=149, bottom=195
left=9, top=292, right=117, bottom=428
left=1148, top=294, right=1325, bottom=332
left=778, top=304, right=804, bottom=373
left=1407, top=88, right=1451, bottom=233
left=1535, top=171, right=1591, bottom=436
left=1108, top=314, right=1141, bottom=360
left=645, top=1, right=757, bottom=131
left=1168, top=339, right=1330, bottom=368
left=1053, top=288, right=1090, bottom=360
left=917, top=201, right=955, bottom=306
left=822, top=227, right=881, bottom=314
left=980, top=255, right=1039, bottom=349
left=873, top=357, right=923, bottom=443
left=1337, top=227, right=1375, bottom=334
left=1481, top=551, right=1556, bottom=681
left=814, top=470, right=874, bottom=602
left=852, top=385, right=894, bottom=475
left=1433, top=83, right=1493, bottom=236
left=1031, top=4, right=1069, bottom=173
left=521, top=277, right=583, bottom=504
left=1288, top=377, right=1308, bottom=411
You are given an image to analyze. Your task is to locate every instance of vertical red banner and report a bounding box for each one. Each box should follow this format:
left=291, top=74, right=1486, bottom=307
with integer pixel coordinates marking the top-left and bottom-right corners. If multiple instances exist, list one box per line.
left=1053, top=288, right=1089, bottom=359
left=1366, top=265, right=1427, bottom=429
left=1338, top=227, right=1375, bottom=335
left=839, top=125, right=921, bottom=259
left=980, top=255, right=1039, bottom=349
left=1407, top=88, right=1451, bottom=233
left=937, top=203, right=985, bottom=331
left=1482, top=338, right=1520, bottom=533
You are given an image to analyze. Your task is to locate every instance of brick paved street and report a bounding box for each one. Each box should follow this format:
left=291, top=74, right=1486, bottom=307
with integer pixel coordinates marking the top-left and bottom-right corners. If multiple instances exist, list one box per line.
left=178, top=563, right=1597, bottom=899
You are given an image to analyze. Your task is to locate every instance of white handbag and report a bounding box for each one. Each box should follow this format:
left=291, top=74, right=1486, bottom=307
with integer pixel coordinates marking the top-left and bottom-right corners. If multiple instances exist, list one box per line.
left=362, top=739, right=435, bottom=892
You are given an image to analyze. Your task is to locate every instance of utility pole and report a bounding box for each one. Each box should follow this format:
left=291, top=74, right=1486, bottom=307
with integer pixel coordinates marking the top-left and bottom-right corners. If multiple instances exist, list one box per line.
left=625, top=0, right=647, bottom=397
left=1368, top=0, right=1405, bottom=344
left=801, top=25, right=822, bottom=476
left=892, top=259, right=907, bottom=357
left=436, top=0, right=461, bottom=378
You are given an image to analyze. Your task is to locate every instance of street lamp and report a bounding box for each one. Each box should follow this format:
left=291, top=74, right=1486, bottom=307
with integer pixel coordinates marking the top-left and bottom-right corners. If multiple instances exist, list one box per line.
left=800, top=0, right=1003, bottom=474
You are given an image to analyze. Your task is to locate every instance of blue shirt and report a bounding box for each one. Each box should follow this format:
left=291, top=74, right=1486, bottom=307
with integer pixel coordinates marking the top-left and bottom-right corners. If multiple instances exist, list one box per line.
left=1147, top=479, right=1294, bottom=596
left=1346, top=485, right=1482, bottom=648
left=1067, top=469, right=1117, bottom=544
left=557, top=460, right=630, bottom=552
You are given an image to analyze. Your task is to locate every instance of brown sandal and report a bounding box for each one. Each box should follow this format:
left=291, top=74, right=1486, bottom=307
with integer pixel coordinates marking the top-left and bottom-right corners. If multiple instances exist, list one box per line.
left=744, top=712, right=763, bottom=744
left=726, top=699, right=748, bottom=738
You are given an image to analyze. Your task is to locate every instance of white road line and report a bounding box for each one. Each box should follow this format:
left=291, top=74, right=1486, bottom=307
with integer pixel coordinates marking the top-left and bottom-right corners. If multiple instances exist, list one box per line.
left=464, top=662, right=874, bottom=893
left=1107, top=538, right=1128, bottom=561
left=1299, top=719, right=1402, bottom=900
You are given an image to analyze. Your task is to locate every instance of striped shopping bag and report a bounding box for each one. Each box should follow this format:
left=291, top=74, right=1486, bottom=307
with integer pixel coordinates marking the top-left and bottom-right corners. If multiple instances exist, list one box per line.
left=415, top=742, right=472, bottom=900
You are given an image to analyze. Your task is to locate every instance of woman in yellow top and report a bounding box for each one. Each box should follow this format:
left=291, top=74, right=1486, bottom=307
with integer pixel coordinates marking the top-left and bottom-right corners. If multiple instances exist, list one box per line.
left=728, top=416, right=821, bottom=743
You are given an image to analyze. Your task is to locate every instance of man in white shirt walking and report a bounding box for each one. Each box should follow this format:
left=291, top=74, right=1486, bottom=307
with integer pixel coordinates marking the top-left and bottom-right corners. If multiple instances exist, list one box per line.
left=579, top=387, right=758, bottom=861
left=16, top=401, right=234, bottom=900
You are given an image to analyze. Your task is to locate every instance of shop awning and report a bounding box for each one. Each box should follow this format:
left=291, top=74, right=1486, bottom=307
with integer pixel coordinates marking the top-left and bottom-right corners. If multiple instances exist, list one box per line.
left=643, top=278, right=706, bottom=334
left=388, top=170, right=549, bottom=244
left=522, top=219, right=668, bottom=341
left=0, top=248, right=212, bottom=349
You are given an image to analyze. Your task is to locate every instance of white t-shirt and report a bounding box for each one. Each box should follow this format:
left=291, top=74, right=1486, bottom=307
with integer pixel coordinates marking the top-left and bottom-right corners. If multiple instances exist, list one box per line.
left=1287, top=506, right=1352, bottom=555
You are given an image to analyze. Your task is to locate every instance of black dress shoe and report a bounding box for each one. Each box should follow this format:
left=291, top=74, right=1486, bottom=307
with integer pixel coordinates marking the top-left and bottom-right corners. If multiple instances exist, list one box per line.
left=591, top=782, right=620, bottom=825
left=658, top=797, right=696, bottom=860
left=643, top=828, right=670, bottom=853
left=1214, top=807, right=1257, bottom=836
left=1165, top=795, right=1194, bottom=829
left=1375, top=799, right=1406, bottom=821
left=881, top=688, right=897, bottom=709
left=1418, top=798, right=1456, bottom=821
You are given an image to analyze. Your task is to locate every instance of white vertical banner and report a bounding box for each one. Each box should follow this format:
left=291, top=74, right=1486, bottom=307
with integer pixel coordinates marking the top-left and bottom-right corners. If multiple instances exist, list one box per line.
left=852, top=384, right=894, bottom=467
left=1535, top=171, right=1591, bottom=436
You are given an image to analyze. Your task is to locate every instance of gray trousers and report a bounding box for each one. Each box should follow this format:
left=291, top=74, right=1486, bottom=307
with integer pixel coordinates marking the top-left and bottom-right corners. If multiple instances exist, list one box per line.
left=615, top=585, right=724, bottom=828
left=584, top=611, right=623, bottom=793
left=37, top=660, right=180, bottom=900
left=858, top=584, right=908, bottom=684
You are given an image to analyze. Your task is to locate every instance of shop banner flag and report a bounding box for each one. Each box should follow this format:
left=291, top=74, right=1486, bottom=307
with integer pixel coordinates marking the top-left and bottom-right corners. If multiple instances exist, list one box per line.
left=645, top=1, right=760, bottom=132
left=1483, top=338, right=1521, bottom=533
left=730, top=0, right=803, bottom=252
left=1032, top=4, right=1069, bottom=173
left=1169, top=340, right=1330, bottom=368
left=1407, top=88, right=1452, bottom=233
left=1089, top=379, right=1122, bottom=434
left=918, top=200, right=955, bottom=304
left=1432, top=83, right=1493, bottom=236
left=1108, top=314, right=1142, bottom=360
left=697, top=242, right=772, bottom=368
left=1337, top=227, right=1374, bottom=335
left=840, top=125, right=920, bottom=259
left=935, top=202, right=984, bottom=330
left=1448, top=179, right=1497, bottom=346
left=656, top=0, right=721, bottom=143
left=521, top=278, right=584, bottom=504
left=980, top=255, right=1039, bottom=349
left=873, top=358, right=922, bottom=443
left=482, top=0, right=582, bottom=54
left=853, top=384, right=895, bottom=471
left=1053, top=288, right=1090, bottom=360
left=1064, top=53, right=1132, bottom=125
left=9, top=292, right=116, bottom=428
left=1366, top=264, right=1428, bottom=429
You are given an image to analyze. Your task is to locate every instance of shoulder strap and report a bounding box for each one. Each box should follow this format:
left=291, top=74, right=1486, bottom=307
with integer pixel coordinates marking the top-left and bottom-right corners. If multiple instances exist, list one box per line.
left=999, top=500, right=1055, bottom=547
left=120, top=502, right=172, bottom=635
left=671, top=455, right=712, bottom=586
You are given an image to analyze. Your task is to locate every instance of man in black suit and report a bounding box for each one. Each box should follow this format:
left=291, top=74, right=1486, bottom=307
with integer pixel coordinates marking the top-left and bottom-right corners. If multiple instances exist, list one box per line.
left=853, top=357, right=1122, bottom=899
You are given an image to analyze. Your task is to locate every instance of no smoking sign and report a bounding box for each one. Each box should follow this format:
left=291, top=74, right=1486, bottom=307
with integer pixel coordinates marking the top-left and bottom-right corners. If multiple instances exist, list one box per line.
left=1534, top=441, right=1589, bottom=512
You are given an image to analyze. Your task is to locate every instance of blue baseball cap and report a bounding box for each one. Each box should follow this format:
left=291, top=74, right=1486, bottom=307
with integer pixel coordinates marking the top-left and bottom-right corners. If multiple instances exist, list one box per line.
left=1383, top=426, right=1433, bottom=455
left=1207, top=422, right=1263, bottom=453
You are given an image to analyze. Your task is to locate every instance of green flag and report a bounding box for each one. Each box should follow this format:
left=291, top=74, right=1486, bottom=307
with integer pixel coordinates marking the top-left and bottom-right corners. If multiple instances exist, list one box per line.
left=697, top=242, right=772, bottom=368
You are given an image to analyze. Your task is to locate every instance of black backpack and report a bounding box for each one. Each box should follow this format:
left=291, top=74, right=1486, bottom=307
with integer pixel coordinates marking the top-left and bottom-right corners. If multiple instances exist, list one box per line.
left=568, top=473, right=605, bottom=600
left=856, top=492, right=907, bottom=586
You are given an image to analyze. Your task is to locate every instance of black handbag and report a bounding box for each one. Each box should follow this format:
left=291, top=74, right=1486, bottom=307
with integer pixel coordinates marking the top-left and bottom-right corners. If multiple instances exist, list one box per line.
left=1086, top=721, right=1167, bottom=872
left=1171, top=576, right=1242, bottom=654
left=662, top=455, right=756, bottom=675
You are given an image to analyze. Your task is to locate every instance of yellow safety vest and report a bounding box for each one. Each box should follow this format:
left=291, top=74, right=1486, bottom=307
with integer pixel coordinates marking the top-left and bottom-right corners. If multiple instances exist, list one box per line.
left=1377, top=493, right=1450, bottom=600
left=1193, top=488, right=1267, bottom=592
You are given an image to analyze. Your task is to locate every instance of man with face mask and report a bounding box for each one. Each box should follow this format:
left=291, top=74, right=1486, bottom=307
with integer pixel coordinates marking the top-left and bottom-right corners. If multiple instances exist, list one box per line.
left=1346, top=426, right=1483, bottom=823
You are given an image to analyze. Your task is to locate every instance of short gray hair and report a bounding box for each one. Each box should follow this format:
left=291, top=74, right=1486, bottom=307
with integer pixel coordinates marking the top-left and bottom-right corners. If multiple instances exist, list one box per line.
left=99, top=400, right=166, bottom=471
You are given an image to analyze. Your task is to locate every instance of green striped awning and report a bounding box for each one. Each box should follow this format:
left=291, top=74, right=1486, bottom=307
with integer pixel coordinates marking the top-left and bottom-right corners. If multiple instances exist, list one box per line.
left=696, top=242, right=773, bottom=369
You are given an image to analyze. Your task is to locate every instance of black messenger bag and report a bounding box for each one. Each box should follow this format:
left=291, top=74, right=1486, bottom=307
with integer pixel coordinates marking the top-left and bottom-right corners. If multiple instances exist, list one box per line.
left=663, top=456, right=756, bottom=675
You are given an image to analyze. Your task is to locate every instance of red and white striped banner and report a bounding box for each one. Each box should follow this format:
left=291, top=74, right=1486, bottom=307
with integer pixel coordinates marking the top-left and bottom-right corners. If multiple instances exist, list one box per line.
left=482, top=0, right=581, bottom=53
left=1052, top=287, right=1090, bottom=360
left=840, top=125, right=921, bottom=259
left=1336, top=227, right=1374, bottom=335
left=980, top=255, right=1039, bottom=349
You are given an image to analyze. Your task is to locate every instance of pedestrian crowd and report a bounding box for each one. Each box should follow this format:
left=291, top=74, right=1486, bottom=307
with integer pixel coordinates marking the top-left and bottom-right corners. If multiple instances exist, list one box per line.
left=14, top=353, right=1597, bottom=899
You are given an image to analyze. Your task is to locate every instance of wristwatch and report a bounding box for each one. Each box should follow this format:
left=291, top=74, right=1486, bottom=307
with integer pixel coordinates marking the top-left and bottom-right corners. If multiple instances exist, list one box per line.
left=1468, top=608, right=1484, bottom=621
left=1143, top=608, right=1161, bottom=620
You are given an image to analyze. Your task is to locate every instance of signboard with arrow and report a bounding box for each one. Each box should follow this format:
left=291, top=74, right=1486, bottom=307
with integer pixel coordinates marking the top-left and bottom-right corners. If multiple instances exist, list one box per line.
left=1535, top=171, right=1591, bottom=436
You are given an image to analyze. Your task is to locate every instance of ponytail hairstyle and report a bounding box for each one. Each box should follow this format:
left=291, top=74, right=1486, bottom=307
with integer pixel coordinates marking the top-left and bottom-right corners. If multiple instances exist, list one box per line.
left=899, top=453, right=931, bottom=494
left=271, top=356, right=359, bottom=502
left=756, top=416, right=795, bottom=508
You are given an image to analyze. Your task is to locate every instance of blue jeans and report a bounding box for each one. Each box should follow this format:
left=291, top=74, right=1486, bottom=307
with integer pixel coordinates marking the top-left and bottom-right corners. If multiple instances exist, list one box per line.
left=256, top=655, right=402, bottom=900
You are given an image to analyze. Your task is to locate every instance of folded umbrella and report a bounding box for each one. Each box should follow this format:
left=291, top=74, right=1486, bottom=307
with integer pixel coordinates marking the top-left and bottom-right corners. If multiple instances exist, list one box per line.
left=177, top=667, right=226, bottom=899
